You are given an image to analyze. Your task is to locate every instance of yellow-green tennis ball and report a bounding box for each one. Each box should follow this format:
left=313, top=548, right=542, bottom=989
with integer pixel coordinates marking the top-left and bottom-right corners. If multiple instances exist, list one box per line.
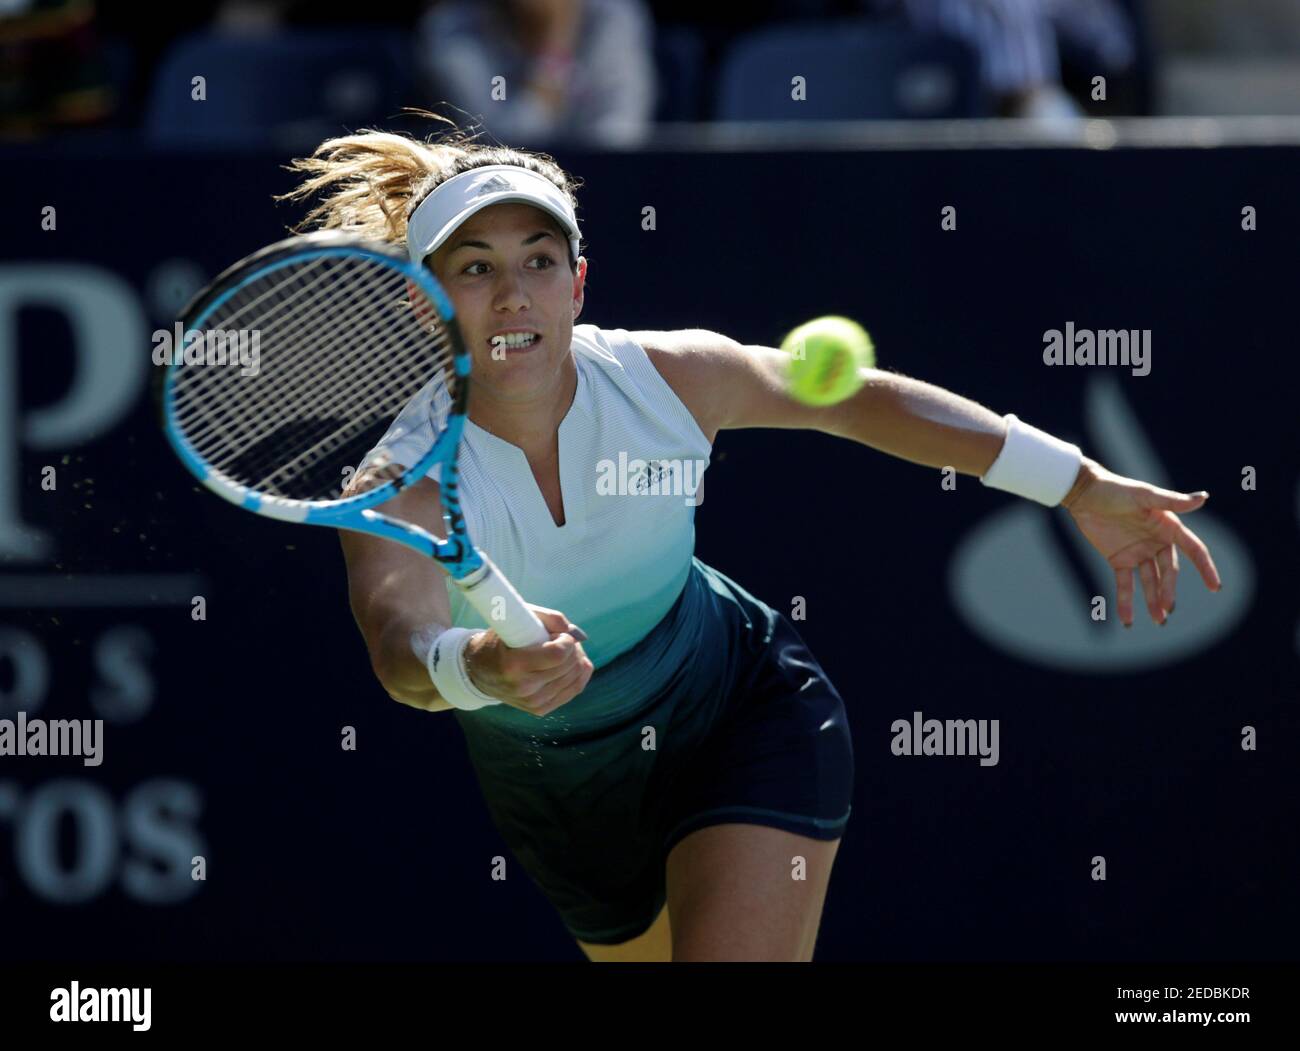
left=780, top=316, right=874, bottom=406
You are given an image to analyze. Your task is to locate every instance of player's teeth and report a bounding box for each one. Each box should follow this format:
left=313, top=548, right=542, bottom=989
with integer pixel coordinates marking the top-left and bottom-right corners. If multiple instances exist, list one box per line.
left=490, top=333, right=537, bottom=348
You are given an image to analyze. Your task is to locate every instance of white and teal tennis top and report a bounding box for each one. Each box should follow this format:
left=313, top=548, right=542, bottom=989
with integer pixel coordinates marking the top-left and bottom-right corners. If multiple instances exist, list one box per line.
left=362, top=324, right=713, bottom=668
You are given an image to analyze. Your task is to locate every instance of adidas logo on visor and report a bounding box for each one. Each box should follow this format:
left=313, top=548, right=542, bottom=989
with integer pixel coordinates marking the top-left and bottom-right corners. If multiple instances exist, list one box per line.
left=474, top=175, right=514, bottom=196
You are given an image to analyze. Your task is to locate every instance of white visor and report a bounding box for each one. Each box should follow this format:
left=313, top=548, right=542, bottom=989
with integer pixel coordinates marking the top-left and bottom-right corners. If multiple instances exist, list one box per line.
left=406, top=164, right=581, bottom=266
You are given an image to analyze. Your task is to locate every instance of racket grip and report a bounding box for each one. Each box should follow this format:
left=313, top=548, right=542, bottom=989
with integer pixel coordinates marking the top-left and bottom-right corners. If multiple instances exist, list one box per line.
left=454, top=553, right=550, bottom=648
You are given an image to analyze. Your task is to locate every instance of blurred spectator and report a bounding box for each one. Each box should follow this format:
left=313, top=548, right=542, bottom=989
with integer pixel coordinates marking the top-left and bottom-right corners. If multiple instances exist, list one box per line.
left=0, top=0, right=115, bottom=137
left=646, top=0, right=850, bottom=34
left=96, top=2, right=430, bottom=129
left=417, top=0, right=655, bottom=147
left=863, top=0, right=1137, bottom=118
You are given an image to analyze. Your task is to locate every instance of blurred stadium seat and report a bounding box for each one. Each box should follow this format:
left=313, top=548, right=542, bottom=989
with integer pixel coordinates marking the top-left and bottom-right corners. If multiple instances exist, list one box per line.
left=144, top=30, right=414, bottom=148
left=714, top=20, right=984, bottom=121
left=653, top=25, right=707, bottom=121
left=99, top=35, right=138, bottom=123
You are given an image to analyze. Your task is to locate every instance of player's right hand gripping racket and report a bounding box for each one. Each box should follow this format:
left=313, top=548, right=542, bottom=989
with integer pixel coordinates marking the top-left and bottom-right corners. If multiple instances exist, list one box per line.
left=161, top=230, right=549, bottom=648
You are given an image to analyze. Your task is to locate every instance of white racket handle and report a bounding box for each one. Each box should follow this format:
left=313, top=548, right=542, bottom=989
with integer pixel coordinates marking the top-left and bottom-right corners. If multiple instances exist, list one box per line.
left=453, top=552, right=550, bottom=648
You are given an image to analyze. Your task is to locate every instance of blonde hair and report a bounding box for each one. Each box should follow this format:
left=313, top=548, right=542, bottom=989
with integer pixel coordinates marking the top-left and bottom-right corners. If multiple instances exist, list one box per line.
left=276, top=114, right=583, bottom=265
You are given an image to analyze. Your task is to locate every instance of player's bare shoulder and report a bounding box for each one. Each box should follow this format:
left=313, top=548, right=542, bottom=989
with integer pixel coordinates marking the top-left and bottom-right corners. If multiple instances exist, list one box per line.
left=629, top=329, right=738, bottom=443
left=630, top=328, right=831, bottom=434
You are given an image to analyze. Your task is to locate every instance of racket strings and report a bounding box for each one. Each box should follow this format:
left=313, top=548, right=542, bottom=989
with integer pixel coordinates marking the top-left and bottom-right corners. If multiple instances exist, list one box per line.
left=174, top=258, right=363, bottom=469
left=176, top=262, right=423, bottom=487
left=179, top=257, right=416, bottom=450
left=211, top=261, right=416, bottom=446
left=186, top=271, right=453, bottom=495
left=170, top=253, right=458, bottom=502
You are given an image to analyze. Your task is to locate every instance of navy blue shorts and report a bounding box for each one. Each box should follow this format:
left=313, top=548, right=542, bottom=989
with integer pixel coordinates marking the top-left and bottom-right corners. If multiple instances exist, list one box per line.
left=455, top=559, right=856, bottom=945
left=656, top=616, right=856, bottom=863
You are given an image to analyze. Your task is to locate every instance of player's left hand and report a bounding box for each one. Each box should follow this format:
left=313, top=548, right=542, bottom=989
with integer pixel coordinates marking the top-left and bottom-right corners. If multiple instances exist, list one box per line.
left=1062, top=458, right=1223, bottom=627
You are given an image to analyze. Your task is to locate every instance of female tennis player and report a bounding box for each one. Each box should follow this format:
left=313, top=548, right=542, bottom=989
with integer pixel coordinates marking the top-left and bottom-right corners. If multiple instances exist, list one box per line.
left=281, top=125, right=1222, bottom=963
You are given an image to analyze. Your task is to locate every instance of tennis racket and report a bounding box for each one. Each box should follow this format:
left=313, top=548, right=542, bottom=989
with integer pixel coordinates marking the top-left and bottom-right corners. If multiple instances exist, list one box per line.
left=161, top=229, right=549, bottom=648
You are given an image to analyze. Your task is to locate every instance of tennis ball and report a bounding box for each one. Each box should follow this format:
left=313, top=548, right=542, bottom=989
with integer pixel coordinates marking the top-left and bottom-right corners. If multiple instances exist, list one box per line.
left=780, top=316, right=875, bottom=406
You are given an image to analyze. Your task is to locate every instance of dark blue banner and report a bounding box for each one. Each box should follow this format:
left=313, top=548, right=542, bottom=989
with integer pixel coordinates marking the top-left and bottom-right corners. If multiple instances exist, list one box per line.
left=1, top=141, right=1297, bottom=961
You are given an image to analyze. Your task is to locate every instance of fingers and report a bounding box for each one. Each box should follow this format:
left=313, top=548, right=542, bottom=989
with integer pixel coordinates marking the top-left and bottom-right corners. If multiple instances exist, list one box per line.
left=1156, top=544, right=1178, bottom=616
left=531, top=607, right=572, bottom=634
left=508, top=639, right=584, bottom=693
left=1122, top=546, right=1191, bottom=628
left=530, top=606, right=589, bottom=642
left=525, top=658, right=595, bottom=718
left=1114, top=566, right=1135, bottom=628
left=488, top=634, right=585, bottom=698
left=1136, top=559, right=1166, bottom=626
left=1170, top=518, right=1222, bottom=593
left=514, top=631, right=586, bottom=674
left=1140, top=486, right=1209, bottom=513
left=504, top=649, right=594, bottom=717
left=343, top=461, right=404, bottom=496
left=482, top=609, right=594, bottom=716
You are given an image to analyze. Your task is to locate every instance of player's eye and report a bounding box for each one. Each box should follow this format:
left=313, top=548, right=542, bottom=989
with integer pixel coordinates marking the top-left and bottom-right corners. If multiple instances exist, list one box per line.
left=463, top=261, right=490, bottom=276
left=528, top=255, right=556, bottom=270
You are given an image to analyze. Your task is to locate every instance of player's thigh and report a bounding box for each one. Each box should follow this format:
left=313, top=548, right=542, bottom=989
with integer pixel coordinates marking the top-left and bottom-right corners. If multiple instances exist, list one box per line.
left=666, top=823, right=841, bottom=962
left=576, top=903, right=672, bottom=963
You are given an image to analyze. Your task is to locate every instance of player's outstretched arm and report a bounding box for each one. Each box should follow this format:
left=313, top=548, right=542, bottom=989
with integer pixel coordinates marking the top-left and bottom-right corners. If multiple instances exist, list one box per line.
left=637, top=329, right=1222, bottom=628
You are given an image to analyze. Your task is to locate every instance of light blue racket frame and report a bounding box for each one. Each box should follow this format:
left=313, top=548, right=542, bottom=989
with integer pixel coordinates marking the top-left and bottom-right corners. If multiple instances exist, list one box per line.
left=162, top=231, right=548, bottom=648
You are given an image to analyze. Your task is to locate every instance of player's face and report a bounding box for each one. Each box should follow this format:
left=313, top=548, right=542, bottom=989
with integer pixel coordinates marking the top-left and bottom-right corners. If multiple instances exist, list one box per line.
left=428, top=202, right=585, bottom=399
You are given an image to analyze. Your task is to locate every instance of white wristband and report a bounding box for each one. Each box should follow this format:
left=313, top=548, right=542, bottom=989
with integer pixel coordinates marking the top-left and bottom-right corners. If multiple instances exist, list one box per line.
left=421, top=627, right=501, bottom=711
left=979, top=414, right=1083, bottom=507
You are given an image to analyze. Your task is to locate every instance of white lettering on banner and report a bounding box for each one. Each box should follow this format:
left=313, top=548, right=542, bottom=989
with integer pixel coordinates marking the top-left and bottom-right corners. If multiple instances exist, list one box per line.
left=0, top=779, right=205, bottom=904
left=0, top=265, right=148, bottom=561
